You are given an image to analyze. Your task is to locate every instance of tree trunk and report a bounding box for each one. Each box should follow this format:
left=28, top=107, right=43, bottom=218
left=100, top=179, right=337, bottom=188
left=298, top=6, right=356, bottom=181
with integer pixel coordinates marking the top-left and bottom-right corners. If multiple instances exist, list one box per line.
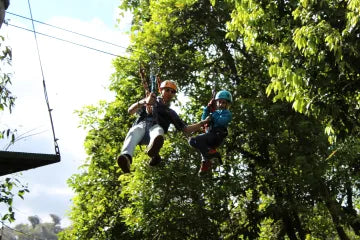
left=292, top=210, right=307, bottom=240
left=282, top=211, right=298, bottom=240
left=319, top=181, right=350, bottom=240
left=344, top=182, right=360, bottom=235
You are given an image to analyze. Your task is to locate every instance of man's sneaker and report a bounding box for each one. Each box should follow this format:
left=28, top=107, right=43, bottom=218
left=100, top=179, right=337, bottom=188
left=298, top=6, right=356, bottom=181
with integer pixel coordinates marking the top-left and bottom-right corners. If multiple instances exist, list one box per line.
left=147, top=135, right=164, bottom=158
left=117, top=154, right=132, bottom=173
left=149, top=154, right=162, bottom=166
left=198, top=159, right=212, bottom=176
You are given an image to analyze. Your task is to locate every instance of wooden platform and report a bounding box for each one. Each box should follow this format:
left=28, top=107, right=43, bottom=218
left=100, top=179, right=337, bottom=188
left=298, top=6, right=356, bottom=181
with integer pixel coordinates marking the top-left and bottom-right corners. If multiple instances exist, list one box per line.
left=0, top=151, right=61, bottom=176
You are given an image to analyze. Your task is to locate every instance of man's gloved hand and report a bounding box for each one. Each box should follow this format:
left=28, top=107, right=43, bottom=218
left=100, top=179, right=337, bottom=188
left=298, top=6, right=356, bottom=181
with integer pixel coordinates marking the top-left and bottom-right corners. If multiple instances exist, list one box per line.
left=146, top=93, right=156, bottom=105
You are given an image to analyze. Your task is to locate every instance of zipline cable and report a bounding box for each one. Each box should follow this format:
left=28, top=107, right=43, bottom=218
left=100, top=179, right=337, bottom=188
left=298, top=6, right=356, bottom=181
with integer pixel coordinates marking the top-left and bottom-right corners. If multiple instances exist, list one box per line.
left=6, top=11, right=128, bottom=50
left=27, top=0, right=60, bottom=157
left=8, top=23, right=123, bottom=58
left=6, top=11, right=159, bottom=64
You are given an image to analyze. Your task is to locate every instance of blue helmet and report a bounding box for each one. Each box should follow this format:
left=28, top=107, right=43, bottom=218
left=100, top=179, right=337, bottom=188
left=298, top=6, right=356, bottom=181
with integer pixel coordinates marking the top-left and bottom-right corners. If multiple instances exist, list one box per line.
left=215, top=90, right=232, bottom=103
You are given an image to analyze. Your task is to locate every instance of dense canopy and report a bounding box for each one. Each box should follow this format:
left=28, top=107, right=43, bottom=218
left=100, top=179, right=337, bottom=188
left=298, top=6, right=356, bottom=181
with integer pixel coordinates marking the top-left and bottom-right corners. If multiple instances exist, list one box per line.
left=60, top=0, right=360, bottom=239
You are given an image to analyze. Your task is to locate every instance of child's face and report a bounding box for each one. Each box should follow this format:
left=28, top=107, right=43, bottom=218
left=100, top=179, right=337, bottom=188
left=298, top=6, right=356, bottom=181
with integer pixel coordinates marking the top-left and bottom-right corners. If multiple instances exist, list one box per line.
left=216, top=99, right=228, bottom=109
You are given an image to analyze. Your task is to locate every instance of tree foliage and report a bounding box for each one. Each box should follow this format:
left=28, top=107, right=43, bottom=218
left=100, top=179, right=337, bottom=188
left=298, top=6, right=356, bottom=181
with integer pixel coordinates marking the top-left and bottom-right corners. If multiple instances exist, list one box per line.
left=0, top=34, right=15, bottom=113
left=61, top=0, right=360, bottom=239
left=227, top=0, right=360, bottom=142
left=0, top=178, right=28, bottom=223
left=0, top=33, right=29, bottom=225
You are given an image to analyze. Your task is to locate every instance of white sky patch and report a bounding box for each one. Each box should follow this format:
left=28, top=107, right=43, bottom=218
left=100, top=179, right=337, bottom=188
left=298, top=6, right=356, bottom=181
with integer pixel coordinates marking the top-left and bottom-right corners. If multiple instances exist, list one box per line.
left=115, top=9, right=132, bottom=32
left=9, top=205, right=72, bottom=228
left=0, top=11, right=131, bottom=228
left=1, top=13, right=130, bottom=154
left=24, top=183, right=74, bottom=198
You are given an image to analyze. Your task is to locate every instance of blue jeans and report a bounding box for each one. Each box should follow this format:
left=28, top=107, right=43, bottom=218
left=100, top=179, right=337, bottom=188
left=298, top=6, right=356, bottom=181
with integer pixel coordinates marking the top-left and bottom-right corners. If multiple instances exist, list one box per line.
left=189, top=130, right=224, bottom=160
left=121, top=120, right=164, bottom=157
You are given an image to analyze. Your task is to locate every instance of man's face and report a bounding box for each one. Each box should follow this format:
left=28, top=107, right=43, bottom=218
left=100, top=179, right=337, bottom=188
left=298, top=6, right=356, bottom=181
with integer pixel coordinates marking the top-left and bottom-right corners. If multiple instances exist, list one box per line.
left=161, top=87, right=176, bottom=103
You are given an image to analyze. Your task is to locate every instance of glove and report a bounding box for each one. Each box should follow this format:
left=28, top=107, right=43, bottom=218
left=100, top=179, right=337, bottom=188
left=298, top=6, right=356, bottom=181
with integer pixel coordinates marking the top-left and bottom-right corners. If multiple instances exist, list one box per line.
left=146, top=93, right=156, bottom=105
left=207, top=99, right=216, bottom=112
left=207, top=99, right=215, bottom=108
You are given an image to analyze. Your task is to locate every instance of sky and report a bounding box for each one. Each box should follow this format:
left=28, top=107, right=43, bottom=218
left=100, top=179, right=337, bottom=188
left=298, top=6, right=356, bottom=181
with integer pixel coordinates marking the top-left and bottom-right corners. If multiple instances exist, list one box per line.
left=0, top=0, right=131, bottom=228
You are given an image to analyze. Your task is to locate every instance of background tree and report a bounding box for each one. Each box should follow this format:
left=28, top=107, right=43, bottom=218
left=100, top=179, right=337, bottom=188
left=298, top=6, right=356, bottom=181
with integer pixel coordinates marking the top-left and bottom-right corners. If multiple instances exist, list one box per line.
left=27, top=215, right=40, bottom=229
left=1, top=214, right=63, bottom=240
left=61, top=0, right=360, bottom=239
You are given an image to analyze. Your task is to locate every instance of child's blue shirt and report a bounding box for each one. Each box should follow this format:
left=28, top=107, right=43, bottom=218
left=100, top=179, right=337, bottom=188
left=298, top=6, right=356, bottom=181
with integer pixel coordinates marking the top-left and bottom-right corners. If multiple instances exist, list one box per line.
left=201, top=106, right=232, bottom=129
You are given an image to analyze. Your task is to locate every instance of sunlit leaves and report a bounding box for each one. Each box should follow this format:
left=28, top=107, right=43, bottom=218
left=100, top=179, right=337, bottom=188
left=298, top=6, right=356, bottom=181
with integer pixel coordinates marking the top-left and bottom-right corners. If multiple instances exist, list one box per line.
left=0, top=178, right=29, bottom=223
left=324, top=122, right=336, bottom=144
left=266, top=63, right=309, bottom=113
left=228, top=0, right=360, bottom=142
left=227, top=0, right=265, bottom=50
left=345, top=0, right=360, bottom=33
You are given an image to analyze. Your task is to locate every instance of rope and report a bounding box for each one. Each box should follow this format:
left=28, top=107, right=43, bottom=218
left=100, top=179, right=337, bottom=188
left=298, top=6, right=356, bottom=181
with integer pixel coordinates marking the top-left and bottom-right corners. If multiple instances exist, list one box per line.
left=27, top=0, right=60, bottom=157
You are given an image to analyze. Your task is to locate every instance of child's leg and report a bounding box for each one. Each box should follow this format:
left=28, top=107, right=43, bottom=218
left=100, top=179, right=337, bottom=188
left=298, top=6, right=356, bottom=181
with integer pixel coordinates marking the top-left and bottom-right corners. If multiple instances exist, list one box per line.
left=193, top=131, right=226, bottom=175
left=189, top=133, right=214, bottom=160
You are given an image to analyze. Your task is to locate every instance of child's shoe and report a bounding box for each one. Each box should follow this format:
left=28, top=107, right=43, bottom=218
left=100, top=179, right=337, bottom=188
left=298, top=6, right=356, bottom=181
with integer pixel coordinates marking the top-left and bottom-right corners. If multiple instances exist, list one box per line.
left=198, top=159, right=212, bottom=176
left=207, top=149, right=222, bottom=164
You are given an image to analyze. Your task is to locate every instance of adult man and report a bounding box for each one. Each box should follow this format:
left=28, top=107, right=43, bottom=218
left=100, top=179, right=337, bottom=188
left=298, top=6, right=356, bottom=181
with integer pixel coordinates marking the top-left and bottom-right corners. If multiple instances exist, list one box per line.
left=117, top=80, right=208, bottom=173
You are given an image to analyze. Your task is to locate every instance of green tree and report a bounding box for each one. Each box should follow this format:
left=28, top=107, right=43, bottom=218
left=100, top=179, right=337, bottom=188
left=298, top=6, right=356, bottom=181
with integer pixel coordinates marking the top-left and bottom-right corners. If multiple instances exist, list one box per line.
left=227, top=0, right=360, bottom=141
left=27, top=215, right=40, bottom=229
left=61, top=0, right=360, bottom=239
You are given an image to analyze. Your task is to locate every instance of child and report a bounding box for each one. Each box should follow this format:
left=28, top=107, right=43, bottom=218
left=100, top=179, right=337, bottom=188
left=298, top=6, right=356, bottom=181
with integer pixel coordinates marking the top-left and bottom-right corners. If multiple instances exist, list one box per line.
left=189, top=90, right=232, bottom=175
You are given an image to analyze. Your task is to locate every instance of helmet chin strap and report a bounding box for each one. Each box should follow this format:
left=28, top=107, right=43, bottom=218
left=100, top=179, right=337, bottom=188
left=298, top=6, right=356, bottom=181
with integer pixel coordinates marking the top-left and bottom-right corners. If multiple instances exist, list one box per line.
left=160, top=95, right=172, bottom=106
